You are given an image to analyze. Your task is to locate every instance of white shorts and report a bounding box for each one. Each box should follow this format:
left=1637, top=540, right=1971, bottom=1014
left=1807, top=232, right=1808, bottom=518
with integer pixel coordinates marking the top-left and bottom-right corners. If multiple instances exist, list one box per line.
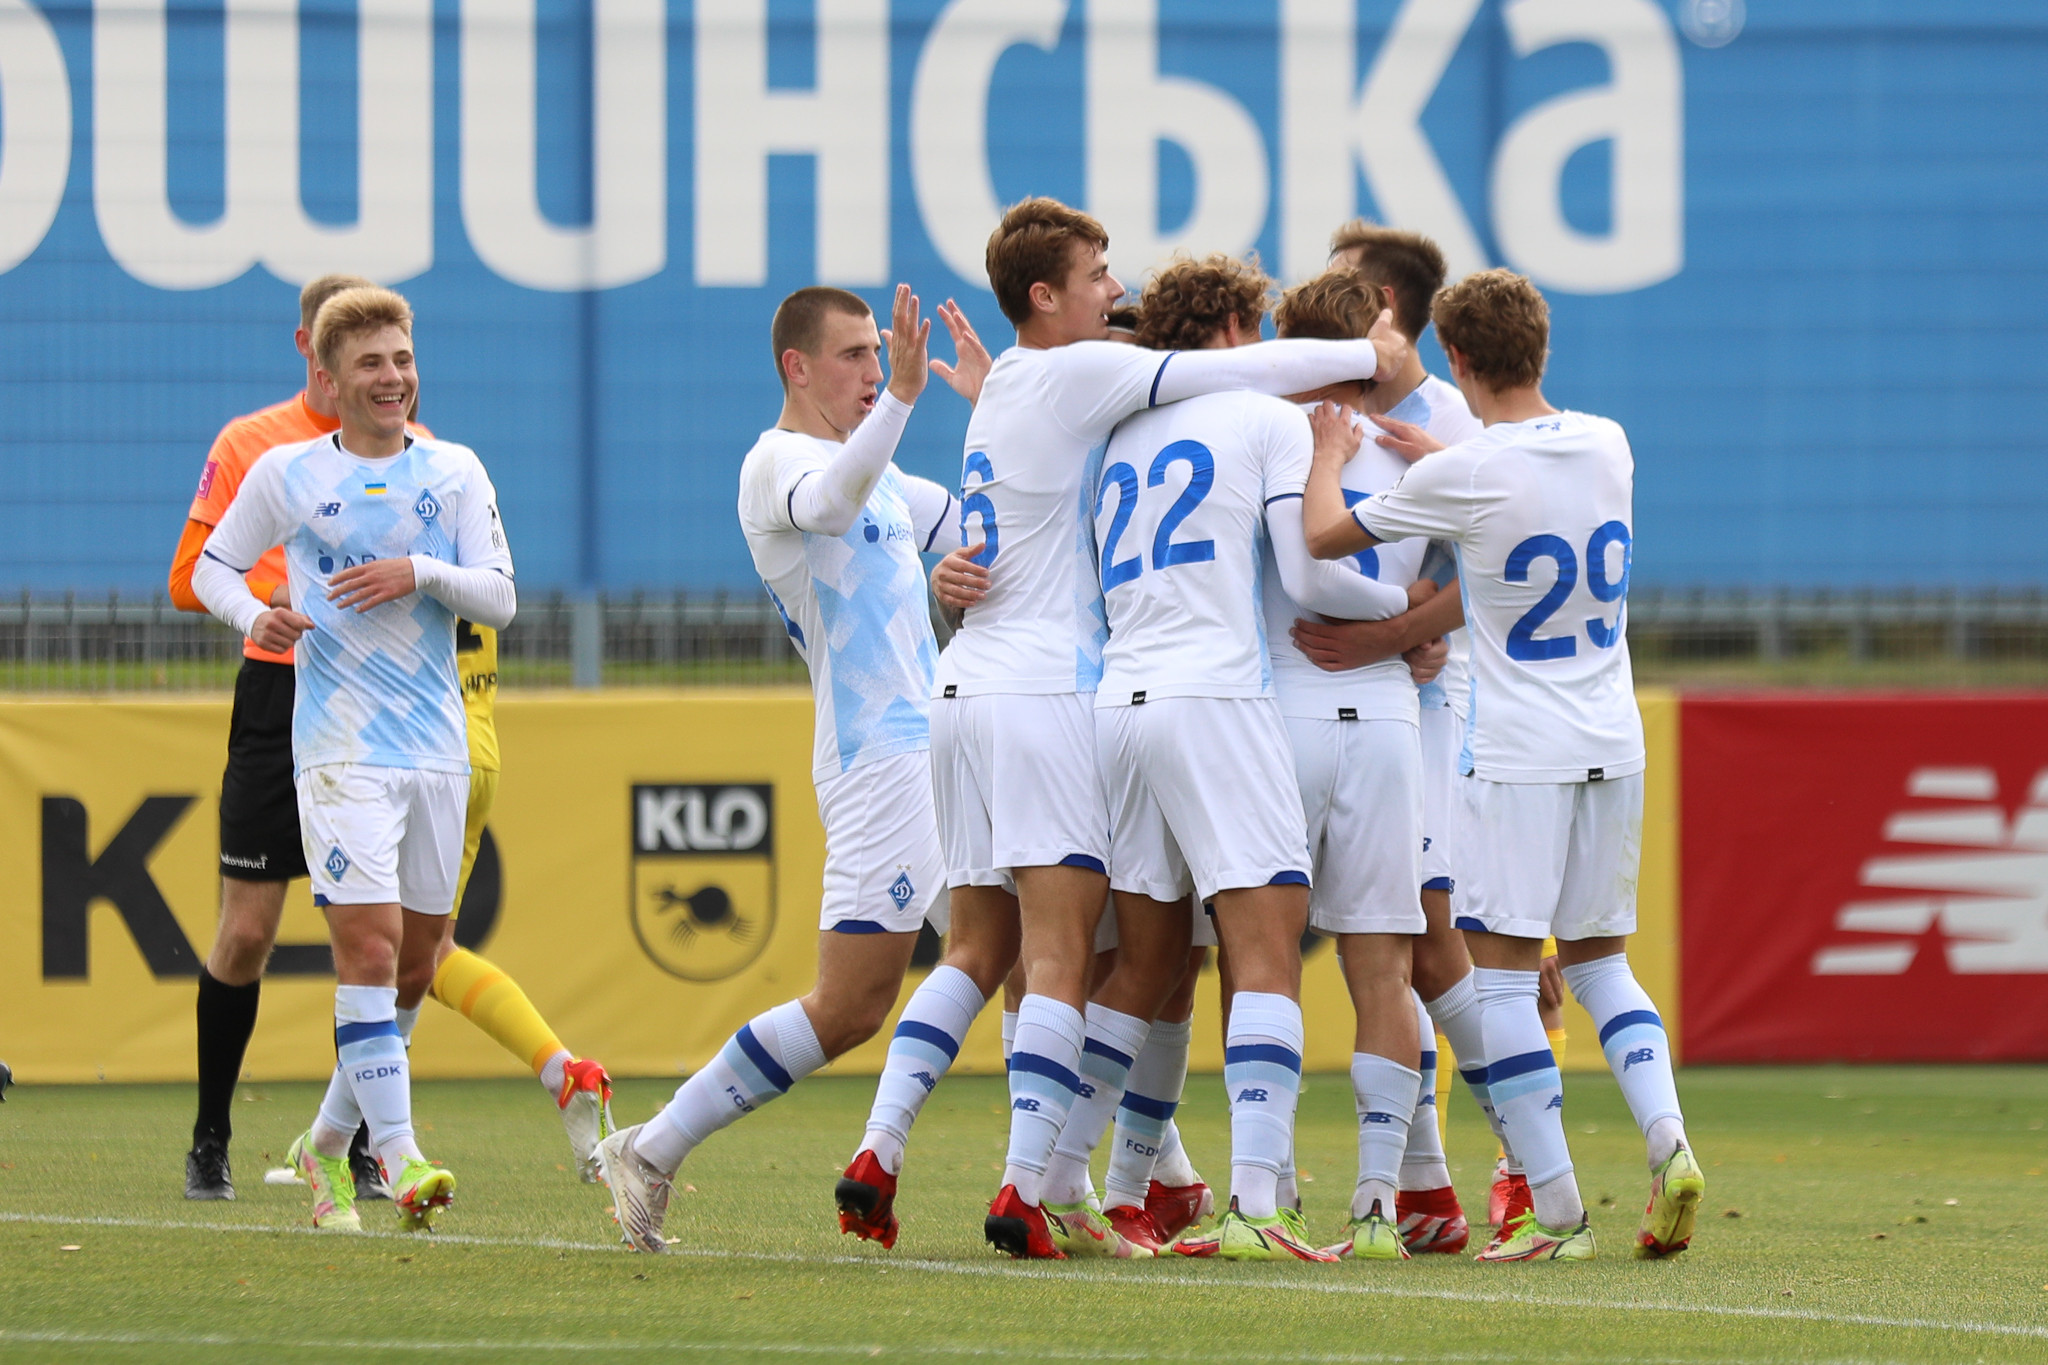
left=1288, top=716, right=1426, bottom=937
left=1454, top=773, right=1644, bottom=941
left=1419, top=704, right=1464, bottom=892
left=1094, top=893, right=1218, bottom=952
left=931, top=692, right=1110, bottom=888
left=815, top=749, right=950, bottom=936
left=298, top=762, right=468, bottom=916
left=1097, top=697, right=1311, bottom=904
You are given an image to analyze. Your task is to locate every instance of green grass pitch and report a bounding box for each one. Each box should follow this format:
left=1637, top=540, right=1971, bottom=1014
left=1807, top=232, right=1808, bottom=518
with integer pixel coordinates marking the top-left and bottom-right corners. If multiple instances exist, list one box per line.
left=2, top=1066, right=2044, bottom=1363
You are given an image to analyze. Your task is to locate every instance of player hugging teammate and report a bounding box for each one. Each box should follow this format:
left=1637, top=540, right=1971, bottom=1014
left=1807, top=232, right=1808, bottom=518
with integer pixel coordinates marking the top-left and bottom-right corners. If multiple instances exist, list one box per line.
left=589, top=197, right=1703, bottom=1268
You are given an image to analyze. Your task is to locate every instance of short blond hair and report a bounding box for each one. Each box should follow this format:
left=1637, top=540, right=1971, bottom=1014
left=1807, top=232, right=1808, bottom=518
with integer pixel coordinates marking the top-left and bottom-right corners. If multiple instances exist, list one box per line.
left=312, top=286, right=414, bottom=373
left=298, top=274, right=376, bottom=333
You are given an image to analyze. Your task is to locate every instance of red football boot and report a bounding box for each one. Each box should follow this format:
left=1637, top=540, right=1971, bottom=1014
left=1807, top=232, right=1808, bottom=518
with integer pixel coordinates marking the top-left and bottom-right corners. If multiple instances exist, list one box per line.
left=1145, top=1178, right=1215, bottom=1242
left=985, top=1185, right=1068, bottom=1259
left=1395, top=1185, right=1471, bottom=1254
left=1482, top=1171, right=1534, bottom=1255
left=1104, top=1203, right=1169, bottom=1256
left=835, top=1150, right=900, bottom=1250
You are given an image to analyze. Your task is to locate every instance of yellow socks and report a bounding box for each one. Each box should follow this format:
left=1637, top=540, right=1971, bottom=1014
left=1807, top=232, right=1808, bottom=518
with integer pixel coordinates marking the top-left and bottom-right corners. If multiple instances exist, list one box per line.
left=431, top=948, right=567, bottom=1077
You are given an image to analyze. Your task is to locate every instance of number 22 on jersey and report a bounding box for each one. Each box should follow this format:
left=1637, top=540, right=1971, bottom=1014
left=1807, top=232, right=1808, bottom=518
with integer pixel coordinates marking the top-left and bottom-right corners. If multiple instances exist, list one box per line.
left=1505, top=520, right=1630, bottom=662
left=1095, top=440, right=1216, bottom=593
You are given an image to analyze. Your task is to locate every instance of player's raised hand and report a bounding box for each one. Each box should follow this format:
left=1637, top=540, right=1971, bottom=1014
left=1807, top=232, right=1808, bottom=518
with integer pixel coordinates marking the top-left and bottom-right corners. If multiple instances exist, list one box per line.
left=880, top=283, right=932, bottom=405
left=249, top=607, right=314, bottom=653
left=1366, top=301, right=1410, bottom=383
left=930, top=299, right=992, bottom=406
left=931, top=543, right=990, bottom=610
left=1309, top=401, right=1363, bottom=466
left=327, top=556, right=418, bottom=613
left=1368, top=412, right=1444, bottom=464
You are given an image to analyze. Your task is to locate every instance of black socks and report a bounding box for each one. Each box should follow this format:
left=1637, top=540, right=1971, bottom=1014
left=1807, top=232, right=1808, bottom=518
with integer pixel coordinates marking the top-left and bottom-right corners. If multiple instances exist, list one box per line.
left=193, top=967, right=261, bottom=1148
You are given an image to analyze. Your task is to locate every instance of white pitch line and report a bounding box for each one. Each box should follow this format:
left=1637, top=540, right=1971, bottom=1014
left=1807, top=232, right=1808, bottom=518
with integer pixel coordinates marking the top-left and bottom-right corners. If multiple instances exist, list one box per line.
left=5, top=1209, right=2045, bottom=1344
left=0, top=1329, right=1927, bottom=1365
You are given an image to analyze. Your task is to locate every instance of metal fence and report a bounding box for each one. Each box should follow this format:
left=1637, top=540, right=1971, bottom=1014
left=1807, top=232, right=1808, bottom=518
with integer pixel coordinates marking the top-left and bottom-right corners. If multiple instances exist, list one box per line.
left=4, top=589, right=2048, bottom=692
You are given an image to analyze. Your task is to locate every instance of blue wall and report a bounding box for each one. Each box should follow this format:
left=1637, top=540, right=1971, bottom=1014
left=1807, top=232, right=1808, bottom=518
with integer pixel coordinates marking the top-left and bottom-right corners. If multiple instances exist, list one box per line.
left=1, top=0, right=2042, bottom=594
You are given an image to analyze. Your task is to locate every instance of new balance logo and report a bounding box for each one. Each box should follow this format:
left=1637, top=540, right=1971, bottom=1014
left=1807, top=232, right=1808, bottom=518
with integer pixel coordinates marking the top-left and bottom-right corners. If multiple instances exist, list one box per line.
left=1077, top=1082, right=1095, bottom=1099
left=1235, top=1088, right=1268, bottom=1104
left=1545, top=1094, right=1564, bottom=1110
left=1013, top=1098, right=1041, bottom=1112
left=1623, top=1047, right=1656, bottom=1071
left=912, top=1070, right=937, bottom=1094
left=1362, top=1110, right=1394, bottom=1125
left=313, top=501, right=342, bottom=518
left=1813, top=766, right=2048, bottom=976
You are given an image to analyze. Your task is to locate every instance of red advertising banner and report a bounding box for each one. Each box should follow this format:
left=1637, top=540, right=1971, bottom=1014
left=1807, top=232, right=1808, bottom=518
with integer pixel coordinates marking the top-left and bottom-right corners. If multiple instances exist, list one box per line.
left=1681, top=694, right=2048, bottom=1062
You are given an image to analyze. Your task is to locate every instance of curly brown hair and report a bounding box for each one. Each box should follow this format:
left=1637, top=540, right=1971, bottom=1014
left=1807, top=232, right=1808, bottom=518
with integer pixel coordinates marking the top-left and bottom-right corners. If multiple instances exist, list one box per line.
left=985, top=197, right=1110, bottom=327
left=1432, top=269, right=1549, bottom=391
left=1273, top=267, right=1383, bottom=341
left=1134, top=253, right=1274, bottom=352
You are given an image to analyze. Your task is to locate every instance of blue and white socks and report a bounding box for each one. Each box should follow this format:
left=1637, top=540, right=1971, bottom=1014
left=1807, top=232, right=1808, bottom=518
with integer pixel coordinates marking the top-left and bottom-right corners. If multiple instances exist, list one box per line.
left=1472, top=967, right=1582, bottom=1229
left=1042, top=1003, right=1151, bottom=1206
left=857, top=966, right=986, bottom=1174
left=636, top=1000, right=827, bottom=1175
left=329, top=984, right=422, bottom=1168
left=1351, top=1052, right=1421, bottom=1221
left=1223, top=992, right=1304, bottom=1221
left=1000, top=995, right=1086, bottom=1205
left=1105, top=1017, right=1193, bottom=1211
left=1561, top=955, right=1687, bottom=1167
left=1400, top=991, right=1452, bottom=1191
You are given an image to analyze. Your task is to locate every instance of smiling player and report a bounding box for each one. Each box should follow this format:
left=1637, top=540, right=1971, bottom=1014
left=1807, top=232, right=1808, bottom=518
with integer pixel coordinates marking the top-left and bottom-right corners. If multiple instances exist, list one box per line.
left=194, top=286, right=516, bottom=1232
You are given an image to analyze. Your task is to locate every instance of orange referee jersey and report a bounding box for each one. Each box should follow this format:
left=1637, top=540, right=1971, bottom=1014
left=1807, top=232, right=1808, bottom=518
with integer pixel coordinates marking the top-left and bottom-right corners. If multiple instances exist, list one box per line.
left=168, top=393, right=428, bottom=664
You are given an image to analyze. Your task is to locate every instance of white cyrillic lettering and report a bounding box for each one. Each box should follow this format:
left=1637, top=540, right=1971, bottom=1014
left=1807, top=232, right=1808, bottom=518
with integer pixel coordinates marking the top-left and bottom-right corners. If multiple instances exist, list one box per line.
left=911, top=0, right=1068, bottom=286
left=0, top=0, right=71, bottom=274
left=1279, top=0, right=1486, bottom=283
left=461, top=0, right=666, bottom=291
left=94, top=0, right=432, bottom=291
left=1491, top=0, right=1683, bottom=293
left=695, top=0, right=887, bottom=287
left=1087, top=0, right=1267, bottom=278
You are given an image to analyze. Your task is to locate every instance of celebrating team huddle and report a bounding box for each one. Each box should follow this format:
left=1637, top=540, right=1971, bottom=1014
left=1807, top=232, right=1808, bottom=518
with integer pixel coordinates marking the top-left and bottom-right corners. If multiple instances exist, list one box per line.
left=593, top=197, right=1705, bottom=1266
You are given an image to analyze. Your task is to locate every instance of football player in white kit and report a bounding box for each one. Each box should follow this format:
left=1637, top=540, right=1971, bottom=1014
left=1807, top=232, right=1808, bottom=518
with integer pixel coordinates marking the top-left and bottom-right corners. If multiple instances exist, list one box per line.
left=1309, top=223, right=1499, bottom=1251
left=934, top=199, right=1408, bottom=1260
left=1304, top=269, right=1704, bottom=1263
left=1082, top=253, right=1414, bottom=1263
left=194, top=286, right=514, bottom=1233
left=1263, top=268, right=1446, bottom=1261
left=599, top=285, right=991, bottom=1253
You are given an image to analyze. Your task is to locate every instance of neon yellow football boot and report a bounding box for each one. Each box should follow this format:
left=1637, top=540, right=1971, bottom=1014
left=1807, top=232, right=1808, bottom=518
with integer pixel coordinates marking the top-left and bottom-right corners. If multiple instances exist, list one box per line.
left=1636, top=1143, right=1705, bottom=1258
left=1475, top=1207, right=1596, bottom=1262
left=1045, top=1200, right=1152, bottom=1258
left=390, top=1156, right=456, bottom=1231
left=1332, top=1200, right=1410, bottom=1260
left=288, top=1131, right=361, bottom=1232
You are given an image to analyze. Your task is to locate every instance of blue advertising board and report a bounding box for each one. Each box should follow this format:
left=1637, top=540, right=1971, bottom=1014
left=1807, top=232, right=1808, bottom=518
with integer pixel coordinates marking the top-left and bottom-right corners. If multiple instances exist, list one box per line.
left=0, top=0, right=2042, bottom=593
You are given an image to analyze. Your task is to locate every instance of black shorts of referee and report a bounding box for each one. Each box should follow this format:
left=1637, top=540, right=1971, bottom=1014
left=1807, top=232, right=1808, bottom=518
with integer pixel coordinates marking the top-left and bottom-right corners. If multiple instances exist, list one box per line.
left=218, top=658, right=307, bottom=881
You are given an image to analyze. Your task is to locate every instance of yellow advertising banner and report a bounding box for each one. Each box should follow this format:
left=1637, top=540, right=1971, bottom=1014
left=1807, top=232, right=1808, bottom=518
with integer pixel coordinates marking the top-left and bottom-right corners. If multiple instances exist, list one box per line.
left=0, top=689, right=1677, bottom=1085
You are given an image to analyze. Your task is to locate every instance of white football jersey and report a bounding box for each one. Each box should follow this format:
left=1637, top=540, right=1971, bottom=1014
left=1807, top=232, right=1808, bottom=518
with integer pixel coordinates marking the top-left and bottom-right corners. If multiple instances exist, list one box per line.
left=201, top=433, right=511, bottom=775
left=932, top=342, right=1169, bottom=697
left=1096, top=391, right=1314, bottom=703
left=1263, top=407, right=1427, bottom=723
left=1391, top=373, right=1484, bottom=714
left=738, top=428, right=957, bottom=782
left=1356, top=410, right=1644, bottom=784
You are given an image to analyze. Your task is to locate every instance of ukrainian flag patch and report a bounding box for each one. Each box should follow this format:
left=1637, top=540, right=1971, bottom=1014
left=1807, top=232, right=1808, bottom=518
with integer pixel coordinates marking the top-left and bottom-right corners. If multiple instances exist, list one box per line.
left=364, top=481, right=388, bottom=495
